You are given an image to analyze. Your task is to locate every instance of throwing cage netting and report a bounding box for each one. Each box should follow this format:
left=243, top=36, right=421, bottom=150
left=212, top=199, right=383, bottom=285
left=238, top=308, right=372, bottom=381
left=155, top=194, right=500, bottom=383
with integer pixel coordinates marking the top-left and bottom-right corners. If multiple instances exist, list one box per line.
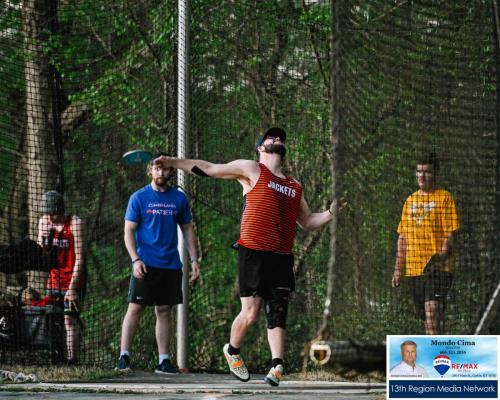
left=0, top=0, right=499, bottom=373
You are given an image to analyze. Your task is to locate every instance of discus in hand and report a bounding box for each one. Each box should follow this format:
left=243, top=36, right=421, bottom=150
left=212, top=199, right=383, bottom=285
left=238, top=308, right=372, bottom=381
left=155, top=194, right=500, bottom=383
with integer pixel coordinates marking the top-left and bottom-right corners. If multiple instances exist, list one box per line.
left=121, top=150, right=154, bottom=165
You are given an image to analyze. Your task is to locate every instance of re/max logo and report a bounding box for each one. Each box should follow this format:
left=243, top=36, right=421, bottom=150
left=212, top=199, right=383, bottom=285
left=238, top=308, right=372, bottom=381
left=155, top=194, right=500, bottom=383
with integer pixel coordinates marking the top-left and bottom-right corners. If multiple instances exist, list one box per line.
left=452, top=363, right=478, bottom=369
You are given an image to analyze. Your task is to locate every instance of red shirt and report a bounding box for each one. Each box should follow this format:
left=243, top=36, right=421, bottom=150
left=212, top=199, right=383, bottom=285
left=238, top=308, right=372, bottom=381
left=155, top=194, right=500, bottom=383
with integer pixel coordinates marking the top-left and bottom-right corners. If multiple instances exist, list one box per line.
left=237, top=163, right=302, bottom=254
left=47, top=215, right=81, bottom=291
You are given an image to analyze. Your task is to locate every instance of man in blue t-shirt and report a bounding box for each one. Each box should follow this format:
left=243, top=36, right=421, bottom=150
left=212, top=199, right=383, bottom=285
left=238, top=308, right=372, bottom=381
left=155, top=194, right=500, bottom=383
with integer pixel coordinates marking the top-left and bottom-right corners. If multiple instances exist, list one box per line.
left=116, top=154, right=200, bottom=374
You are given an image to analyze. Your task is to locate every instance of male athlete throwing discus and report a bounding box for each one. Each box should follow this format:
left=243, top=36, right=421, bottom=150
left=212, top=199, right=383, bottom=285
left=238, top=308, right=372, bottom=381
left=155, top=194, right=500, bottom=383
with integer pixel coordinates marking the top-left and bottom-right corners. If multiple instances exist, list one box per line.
left=155, top=127, right=344, bottom=386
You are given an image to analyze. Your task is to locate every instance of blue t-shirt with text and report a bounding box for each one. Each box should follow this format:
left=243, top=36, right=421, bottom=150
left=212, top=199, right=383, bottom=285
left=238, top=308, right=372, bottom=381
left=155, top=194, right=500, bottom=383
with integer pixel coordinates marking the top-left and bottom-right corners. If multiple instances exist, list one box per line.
left=125, top=185, right=192, bottom=269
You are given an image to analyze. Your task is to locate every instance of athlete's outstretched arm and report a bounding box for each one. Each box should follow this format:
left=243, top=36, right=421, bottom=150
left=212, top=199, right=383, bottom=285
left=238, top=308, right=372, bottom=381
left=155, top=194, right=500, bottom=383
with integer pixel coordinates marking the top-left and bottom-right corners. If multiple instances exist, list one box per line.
left=297, top=195, right=347, bottom=231
left=155, top=156, right=258, bottom=181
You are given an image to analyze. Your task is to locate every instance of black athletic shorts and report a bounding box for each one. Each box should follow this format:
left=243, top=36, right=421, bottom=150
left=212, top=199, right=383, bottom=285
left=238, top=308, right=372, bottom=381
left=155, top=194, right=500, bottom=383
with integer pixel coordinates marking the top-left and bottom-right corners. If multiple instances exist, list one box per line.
left=238, top=245, right=295, bottom=299
left=128, top=267, right=183, bottom=306
left=406, top=272, right=453, bottom=318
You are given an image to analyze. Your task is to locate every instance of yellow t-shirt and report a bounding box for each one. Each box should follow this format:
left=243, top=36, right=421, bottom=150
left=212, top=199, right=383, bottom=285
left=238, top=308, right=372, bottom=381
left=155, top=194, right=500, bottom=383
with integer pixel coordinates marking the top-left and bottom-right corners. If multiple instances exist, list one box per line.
left=397, top=188, right=459, bottom=276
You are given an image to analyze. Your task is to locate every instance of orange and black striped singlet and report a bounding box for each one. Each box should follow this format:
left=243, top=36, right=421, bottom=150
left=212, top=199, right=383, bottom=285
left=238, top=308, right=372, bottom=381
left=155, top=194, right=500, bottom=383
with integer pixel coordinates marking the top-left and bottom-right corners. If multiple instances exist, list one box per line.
left=237, top=163, right=302, bottom=254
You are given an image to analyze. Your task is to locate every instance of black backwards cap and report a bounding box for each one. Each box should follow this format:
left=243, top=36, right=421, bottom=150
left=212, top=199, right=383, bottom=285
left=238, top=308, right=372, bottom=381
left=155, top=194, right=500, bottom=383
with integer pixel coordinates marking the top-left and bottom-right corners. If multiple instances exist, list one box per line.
left=41, top=190, right=65, bottom=215
left=255, top=127, right=287, bottom=153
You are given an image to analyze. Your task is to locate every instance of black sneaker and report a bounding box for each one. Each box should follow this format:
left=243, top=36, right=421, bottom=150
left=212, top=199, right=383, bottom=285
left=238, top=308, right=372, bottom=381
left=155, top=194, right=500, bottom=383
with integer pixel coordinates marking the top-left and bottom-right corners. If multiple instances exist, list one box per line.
left=155, top=358, right=179, bottom=374
left=115, top=354, right=131, bottom=371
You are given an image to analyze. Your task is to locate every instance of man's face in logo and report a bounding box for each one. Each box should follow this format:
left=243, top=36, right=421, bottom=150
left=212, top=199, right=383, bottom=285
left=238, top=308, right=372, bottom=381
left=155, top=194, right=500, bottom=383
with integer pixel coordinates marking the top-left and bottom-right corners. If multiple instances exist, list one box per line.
left=401, top=344, right=417, bottom=366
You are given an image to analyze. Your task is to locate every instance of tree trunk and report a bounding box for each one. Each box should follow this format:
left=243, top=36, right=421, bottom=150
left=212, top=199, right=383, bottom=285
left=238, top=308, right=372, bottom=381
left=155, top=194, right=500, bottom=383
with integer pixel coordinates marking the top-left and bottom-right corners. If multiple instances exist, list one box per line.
left=2, top=154, right=29, bottom=244
left=0, top=106, right=28, bottom=244
left=22, top=0, right=59, bottom=239
left=316, top=0, right=342, bottom=341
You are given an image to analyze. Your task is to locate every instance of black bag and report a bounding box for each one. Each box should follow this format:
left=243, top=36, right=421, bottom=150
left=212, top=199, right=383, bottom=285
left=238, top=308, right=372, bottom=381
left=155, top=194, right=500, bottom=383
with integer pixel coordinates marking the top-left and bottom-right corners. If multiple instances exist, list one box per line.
left=21, top=305, right=63, bottom=347
left=0, top=238, right=56, bottom=274
left=0, top=305, right=22, bottom=348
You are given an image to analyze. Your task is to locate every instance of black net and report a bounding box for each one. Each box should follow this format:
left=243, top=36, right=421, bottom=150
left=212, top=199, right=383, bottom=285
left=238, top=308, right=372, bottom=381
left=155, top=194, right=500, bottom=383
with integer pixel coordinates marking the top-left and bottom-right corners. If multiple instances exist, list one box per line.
left=0, top=0, right=498, bottom=373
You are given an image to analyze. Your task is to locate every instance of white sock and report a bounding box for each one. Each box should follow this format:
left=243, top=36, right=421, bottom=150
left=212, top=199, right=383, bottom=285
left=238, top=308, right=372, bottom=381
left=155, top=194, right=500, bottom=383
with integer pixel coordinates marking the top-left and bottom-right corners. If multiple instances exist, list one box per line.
left=120, top=350, right=130, bottom=357
left=159, top=354, right=170, bottom=363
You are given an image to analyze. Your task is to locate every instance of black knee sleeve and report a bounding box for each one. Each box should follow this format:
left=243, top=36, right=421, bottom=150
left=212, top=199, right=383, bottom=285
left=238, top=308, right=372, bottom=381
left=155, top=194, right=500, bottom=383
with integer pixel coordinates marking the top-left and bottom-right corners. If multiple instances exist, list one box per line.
left=265, top=288, right=290, bottom=329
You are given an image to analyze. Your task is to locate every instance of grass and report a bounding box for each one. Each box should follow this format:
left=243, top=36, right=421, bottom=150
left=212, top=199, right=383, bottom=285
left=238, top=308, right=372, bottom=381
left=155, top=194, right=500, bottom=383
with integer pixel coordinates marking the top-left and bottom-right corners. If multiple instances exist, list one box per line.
left=0, top=365, right=121, bottom=383
left=289, top=366, right=386, bottom=383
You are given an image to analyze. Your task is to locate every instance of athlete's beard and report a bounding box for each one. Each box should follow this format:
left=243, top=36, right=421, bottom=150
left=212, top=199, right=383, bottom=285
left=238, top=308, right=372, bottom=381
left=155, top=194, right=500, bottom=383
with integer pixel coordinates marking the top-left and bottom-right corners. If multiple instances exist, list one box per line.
left=264, top=143, right=286, bottom=157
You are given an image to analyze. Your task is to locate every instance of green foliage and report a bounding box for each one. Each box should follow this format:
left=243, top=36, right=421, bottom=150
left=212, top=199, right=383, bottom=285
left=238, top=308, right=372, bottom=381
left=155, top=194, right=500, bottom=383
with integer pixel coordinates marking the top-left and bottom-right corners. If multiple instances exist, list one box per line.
left=0, top=3, right=24, bottom=207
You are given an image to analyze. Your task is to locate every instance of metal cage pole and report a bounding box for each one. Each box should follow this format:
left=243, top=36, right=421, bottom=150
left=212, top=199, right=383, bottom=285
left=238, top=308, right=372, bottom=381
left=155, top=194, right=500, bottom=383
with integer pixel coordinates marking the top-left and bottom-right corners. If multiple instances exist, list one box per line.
left=176, top=0, right=190, bottom=370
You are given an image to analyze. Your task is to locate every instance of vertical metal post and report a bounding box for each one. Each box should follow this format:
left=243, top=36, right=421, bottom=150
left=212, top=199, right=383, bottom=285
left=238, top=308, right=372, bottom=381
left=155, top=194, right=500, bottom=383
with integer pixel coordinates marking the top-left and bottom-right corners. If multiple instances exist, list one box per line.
left=176, top=0, right=190, bottom=370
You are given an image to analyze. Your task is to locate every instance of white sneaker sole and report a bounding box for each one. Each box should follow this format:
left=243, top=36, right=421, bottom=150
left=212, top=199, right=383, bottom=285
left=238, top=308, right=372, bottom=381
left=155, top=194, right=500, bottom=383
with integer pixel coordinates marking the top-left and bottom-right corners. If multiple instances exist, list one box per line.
left=229, top=370, right=251, bottom=382
left=264, top=376, right=279, bottom=386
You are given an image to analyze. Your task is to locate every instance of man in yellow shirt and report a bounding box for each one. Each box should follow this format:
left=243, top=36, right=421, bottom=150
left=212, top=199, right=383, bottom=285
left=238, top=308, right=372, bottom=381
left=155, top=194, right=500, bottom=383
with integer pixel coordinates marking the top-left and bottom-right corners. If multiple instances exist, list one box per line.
left=392, top=154, right=459, bottom=334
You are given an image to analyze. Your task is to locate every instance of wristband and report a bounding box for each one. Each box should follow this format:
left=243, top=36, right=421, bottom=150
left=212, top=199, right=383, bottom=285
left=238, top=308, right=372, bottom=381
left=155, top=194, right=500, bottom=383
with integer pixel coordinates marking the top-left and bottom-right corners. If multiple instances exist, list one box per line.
left=190, top=258, right=201, bottom=263
left=131, top=258, right=141, bottom=265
